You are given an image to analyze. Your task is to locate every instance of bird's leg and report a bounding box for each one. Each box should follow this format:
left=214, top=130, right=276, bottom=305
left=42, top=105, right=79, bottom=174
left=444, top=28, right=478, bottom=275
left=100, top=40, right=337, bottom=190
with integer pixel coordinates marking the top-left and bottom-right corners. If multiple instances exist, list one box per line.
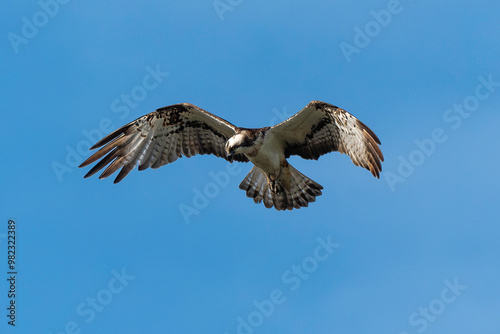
left=269, top=179, right=284, bottom=194
left=267, top=172, right=283, bottom=194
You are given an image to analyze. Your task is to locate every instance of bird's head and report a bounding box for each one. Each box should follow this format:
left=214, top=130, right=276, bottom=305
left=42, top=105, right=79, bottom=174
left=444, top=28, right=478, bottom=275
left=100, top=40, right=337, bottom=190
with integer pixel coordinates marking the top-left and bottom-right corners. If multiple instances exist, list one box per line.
left=225, top=130, right=262, bottom=157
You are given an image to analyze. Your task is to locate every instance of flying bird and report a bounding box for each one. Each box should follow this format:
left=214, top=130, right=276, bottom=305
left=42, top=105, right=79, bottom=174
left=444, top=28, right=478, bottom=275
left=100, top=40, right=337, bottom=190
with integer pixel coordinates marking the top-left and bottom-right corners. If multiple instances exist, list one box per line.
left=79, top=101, right=383, bottom=210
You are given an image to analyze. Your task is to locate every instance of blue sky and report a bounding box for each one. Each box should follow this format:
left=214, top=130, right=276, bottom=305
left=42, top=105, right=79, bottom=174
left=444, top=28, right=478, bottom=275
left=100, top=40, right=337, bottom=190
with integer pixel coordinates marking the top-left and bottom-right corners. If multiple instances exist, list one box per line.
left=2, top=0, right=500, bottom=333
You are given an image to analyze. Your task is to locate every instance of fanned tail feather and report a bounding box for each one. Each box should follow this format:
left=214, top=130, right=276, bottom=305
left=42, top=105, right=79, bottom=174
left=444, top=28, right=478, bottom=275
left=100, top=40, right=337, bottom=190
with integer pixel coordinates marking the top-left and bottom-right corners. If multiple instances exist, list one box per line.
left=239, top=164, right=323, bottom=211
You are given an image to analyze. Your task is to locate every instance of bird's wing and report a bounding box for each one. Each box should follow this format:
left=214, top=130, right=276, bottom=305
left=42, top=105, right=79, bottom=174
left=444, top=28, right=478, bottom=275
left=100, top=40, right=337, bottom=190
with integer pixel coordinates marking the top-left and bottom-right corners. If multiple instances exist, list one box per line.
left=268, top=101, right=384, bottom=178
left=79, top=103, right=248, bottom=183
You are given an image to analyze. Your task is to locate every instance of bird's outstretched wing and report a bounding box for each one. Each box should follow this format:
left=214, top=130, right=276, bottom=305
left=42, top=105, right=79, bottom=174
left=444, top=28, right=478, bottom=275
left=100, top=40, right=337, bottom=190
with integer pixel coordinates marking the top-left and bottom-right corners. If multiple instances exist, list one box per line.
left=79, top=103, right=248, bottom=183
left=268, top=101, right=384, bottom=178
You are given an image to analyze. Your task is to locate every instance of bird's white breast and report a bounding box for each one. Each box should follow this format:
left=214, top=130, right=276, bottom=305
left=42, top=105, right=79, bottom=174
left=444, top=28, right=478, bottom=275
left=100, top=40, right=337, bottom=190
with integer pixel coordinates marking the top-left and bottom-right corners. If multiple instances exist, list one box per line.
left=248, top=131, right=284, bottom=174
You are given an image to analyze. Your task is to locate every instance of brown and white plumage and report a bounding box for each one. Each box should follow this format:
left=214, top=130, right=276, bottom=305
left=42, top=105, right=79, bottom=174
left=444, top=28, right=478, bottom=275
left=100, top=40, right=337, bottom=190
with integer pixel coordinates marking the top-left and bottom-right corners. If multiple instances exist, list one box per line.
left=79, top=103, right=247, bottom=183
left=239, top=164, right=324, bottom=210
left=80, top=101, right=383, bottom=210
left=269, top=100, right=383, bottom=178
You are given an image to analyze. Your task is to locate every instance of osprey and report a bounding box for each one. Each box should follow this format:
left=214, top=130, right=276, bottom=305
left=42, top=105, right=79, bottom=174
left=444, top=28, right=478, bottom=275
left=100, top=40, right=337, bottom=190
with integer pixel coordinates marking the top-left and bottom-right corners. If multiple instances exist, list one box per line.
left=80, top=101, right=383, bottom=210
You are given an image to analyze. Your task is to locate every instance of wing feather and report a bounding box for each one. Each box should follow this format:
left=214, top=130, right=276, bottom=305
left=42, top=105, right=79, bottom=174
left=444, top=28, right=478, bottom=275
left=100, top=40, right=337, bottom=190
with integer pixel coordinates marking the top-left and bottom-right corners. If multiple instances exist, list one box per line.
left=269, top=101, right=384, bottom=178
left=79, top=103, right=248, bottom=183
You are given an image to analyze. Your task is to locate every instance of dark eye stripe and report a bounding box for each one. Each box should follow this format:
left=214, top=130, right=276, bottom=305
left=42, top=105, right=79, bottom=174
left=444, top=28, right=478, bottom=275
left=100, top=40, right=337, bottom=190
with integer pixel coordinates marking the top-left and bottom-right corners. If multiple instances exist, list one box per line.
left=241, top=140, right=254, bottom=147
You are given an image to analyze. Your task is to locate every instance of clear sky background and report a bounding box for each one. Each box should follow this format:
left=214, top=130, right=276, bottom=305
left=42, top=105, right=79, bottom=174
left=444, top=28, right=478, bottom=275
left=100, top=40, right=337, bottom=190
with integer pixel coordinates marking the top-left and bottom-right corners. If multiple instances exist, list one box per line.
left=2, top=0, right=500, bottom=333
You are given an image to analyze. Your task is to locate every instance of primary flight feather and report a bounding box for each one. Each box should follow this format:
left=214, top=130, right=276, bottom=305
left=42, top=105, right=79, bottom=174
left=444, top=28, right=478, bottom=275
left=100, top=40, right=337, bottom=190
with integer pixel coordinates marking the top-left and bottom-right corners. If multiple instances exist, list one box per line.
left=80, top=101, right=383, bottom=210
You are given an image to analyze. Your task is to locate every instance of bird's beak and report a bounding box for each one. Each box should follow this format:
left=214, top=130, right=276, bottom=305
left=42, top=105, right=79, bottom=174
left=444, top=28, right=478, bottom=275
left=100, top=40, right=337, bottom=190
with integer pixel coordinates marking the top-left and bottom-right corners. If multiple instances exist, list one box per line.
left=225, top=142, right=234, bottom=157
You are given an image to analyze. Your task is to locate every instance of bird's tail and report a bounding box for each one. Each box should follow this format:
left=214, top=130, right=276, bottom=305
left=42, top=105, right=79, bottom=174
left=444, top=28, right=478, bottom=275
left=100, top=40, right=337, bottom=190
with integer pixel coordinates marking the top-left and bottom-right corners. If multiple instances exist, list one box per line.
left=239, top=164, right=323, bottom=211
